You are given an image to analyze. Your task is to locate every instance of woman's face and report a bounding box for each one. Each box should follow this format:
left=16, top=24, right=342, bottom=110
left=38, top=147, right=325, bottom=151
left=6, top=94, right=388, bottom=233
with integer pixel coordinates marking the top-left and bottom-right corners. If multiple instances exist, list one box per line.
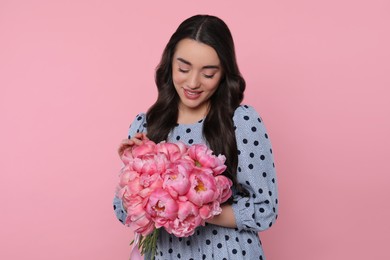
left=172, top=38, right=223, bottom=117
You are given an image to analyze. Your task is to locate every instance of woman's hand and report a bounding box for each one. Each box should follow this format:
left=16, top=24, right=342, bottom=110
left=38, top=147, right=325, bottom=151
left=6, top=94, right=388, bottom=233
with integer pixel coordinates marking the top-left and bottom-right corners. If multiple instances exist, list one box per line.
left=206, top=204, right=237, bottom=228
left=118, top=132, right=148, bottom=211
left=118, top=132, right=149, bottom=157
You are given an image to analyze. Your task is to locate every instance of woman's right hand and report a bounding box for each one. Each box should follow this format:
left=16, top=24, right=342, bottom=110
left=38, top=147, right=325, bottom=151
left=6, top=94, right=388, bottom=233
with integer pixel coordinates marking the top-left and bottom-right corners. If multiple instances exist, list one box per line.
left=118, top=133, right=148, bottom=210
left=118, top=132, right=149, bottom=157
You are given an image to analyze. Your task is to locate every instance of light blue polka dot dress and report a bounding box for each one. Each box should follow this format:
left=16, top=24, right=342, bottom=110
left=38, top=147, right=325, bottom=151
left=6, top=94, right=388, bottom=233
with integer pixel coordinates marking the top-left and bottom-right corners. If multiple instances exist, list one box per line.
left=113, top=105, right=278, bottom=260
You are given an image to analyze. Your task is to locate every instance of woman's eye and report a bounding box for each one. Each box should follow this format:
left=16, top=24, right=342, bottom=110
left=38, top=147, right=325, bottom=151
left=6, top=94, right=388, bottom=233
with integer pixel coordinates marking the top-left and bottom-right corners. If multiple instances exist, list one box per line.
left=178, top=68, right=189, bottom=73
left=203, top=74, right=215, bottom=79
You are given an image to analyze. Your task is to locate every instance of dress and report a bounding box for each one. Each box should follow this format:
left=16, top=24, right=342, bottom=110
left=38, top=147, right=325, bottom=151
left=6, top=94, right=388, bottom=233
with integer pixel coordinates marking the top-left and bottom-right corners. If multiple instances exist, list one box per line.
left=113, top=105, right=278, bottom=260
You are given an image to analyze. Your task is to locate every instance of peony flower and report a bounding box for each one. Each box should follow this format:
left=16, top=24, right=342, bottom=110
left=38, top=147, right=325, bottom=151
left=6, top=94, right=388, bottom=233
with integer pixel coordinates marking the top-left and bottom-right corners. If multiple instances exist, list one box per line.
left=138, top=173, right=163, bottom=198
left=166, top=201, right=202, bottom=237
left=116, top=139, right=232, bottom=258
left=186, top=169, right=218, bottom=206
left=215, top=175, right=233, bottom=203
left=126, top=196, right=154, bottom=236
left=118, top=166, right=139, bottom=189
left=163, top=164, right=191, bottom=198
left=199, top=200, right=222, bottom=220
left=132, top=153, right=170, bottom=176
left=186, top=144, right=227, bottom=175
left=155, top=141, right=188, bottom=162
left=120, top=148, right=135, bottom=165
left=117, top=167, right=142, bottom=208
left=131, top=140, right=156, bottom=158
left=120, top=140, right=157, bottom=166
left=146, top=189, right=178, bottom=228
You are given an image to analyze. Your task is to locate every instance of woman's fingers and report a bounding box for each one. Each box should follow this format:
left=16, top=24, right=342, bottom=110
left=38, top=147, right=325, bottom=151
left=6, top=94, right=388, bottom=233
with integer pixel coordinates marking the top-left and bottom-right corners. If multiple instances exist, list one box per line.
left=118, top=139, right=134, bottom=156
left=118, top=133, right=148, bottom=156
left=132, top=138, right=143, bottom=146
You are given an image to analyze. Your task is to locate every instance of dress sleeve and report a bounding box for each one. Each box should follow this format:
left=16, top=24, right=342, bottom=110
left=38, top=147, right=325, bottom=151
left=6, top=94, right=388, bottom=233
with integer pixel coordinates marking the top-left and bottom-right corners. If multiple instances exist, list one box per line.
left=127, top=113, right=147, bottom=139
left=231, top=105, right=279, bottom=232
left=113, top=113, right=147, bottom=225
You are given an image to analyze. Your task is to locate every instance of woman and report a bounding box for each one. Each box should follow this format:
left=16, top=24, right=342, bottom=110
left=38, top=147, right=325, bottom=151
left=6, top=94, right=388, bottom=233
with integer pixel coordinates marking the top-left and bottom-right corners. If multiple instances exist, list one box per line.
left=114, top=14, right=278, bottom=260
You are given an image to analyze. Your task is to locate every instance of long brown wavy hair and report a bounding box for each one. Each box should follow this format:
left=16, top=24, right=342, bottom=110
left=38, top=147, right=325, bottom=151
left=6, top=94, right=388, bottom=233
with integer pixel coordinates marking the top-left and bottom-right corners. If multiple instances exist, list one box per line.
left=146, top=15, right=248, bottom=199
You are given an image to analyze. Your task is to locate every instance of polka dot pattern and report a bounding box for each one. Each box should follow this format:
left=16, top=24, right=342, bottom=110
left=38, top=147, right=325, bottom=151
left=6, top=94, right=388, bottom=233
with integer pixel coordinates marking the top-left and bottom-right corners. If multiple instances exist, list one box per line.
left=113, top=105, right=278, bottom=260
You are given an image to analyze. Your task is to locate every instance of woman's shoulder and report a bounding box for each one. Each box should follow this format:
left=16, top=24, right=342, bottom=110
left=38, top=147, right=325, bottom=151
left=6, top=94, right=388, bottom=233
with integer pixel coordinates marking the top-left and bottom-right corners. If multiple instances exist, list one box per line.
left=132, top=112, right=147, bottom=123
left=233, top=105, right=270, bottom=142
left=233, top=104, right=263, bottom=122
left=128, top=112, right=147, bottom=137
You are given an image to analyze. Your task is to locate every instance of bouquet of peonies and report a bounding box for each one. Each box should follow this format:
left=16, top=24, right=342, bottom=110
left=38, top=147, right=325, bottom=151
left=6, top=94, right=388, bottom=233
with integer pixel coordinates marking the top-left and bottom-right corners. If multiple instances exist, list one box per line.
left=116, top=140, right=232, bottom=258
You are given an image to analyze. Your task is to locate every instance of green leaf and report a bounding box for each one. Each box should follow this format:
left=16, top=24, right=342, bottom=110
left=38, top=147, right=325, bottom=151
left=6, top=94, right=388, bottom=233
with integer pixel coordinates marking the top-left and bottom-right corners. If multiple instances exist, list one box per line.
left=134, top=229, right=159, bottom=260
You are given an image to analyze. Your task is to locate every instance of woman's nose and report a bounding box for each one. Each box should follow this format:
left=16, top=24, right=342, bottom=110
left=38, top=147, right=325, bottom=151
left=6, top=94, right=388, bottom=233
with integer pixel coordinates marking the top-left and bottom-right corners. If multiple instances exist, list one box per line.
left=187, top=72, right=201, bottom=89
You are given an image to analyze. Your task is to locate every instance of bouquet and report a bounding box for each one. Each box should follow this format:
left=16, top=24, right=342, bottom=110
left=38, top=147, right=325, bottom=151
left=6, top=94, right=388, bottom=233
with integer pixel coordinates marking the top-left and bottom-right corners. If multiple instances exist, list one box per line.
left=116, top=140, right=232, bottom=259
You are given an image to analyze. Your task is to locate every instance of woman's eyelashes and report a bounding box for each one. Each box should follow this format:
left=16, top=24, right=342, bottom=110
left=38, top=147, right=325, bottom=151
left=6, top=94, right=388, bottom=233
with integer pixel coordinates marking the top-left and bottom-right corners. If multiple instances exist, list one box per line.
left=203, top=74, right=215, bottom=79
left=178, top=68, right=215, bottom=79
left=178, top=68, right=189, bottom=73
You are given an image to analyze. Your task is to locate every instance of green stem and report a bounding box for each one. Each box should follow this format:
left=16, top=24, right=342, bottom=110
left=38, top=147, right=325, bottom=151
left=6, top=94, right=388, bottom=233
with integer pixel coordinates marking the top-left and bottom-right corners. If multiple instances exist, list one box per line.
left=137, top=229, right=159, bottom=260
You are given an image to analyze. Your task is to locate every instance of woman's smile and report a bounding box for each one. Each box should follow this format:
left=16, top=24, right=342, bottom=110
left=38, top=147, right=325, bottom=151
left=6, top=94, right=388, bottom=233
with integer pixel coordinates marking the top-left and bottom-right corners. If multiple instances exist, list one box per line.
left=183, top=88, right=203, bottom=100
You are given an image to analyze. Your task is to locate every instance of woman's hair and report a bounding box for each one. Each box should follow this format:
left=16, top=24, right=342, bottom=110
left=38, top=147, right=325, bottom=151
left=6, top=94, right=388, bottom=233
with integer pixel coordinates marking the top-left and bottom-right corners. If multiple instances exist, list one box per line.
left=146, top=15, right=248, bottom=199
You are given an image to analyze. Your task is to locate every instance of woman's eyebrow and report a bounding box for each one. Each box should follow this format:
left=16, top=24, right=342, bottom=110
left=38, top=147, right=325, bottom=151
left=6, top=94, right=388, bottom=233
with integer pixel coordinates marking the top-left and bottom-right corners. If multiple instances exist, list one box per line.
left=177, top=57, right=191, bottom=65
left=177, top=57, right=220, bottom=69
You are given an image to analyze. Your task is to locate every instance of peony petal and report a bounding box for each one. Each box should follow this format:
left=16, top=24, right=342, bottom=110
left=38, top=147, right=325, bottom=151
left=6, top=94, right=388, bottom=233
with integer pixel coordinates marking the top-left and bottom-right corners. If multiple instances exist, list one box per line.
left=146, top=189, right=178, bottom=225
left=215, top=175, right=233, bottom=203
left=186, top=171, right=218, bottom=206
left=132, top=140, right=156, bottom=158
left=163, top=165, right=191, bottom=198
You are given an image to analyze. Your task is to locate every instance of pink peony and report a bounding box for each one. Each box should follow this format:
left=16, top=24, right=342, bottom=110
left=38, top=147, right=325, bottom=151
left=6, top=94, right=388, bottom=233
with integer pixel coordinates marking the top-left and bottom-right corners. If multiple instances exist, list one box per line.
left=138, top=173, right=163, bottom=198
left=120, top=148, right=135, bottom=165
left=131, top=140, right=156, bottom=158
left=120, top=140, right=156, bottom=164
left=132, top=153, right=170, bottom=176
left=215, top=175, right=233, bottom=203
left=117, top=167, right=143, bottom=208
left=166, top=201, right=203, bottom=237
left=146, top=189, right=178, bottom=228
left=155, top=141, right=188, bottom=162
left=163, top=164, right=191, bottom=198
left=125, top=196, right=154, bottom=236
left=186, top=144, right=227, bottom=175
left=118, top=166, right=139, bottom=189
left=116, top=139, right=233, bottom=246
left=199, top=200, right=222, bottom=220
left=186, top=169, right=219, bottom=206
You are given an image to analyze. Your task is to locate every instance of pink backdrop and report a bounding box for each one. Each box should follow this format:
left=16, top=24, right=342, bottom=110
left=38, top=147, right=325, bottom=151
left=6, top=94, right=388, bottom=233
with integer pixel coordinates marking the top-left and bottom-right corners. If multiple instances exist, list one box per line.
left=1, top=0, right=389, bottom=259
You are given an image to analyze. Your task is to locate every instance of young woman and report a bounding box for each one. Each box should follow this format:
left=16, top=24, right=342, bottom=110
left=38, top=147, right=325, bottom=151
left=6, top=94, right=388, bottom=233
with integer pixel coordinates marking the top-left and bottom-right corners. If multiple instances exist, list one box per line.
left=114, top=14, right=278, bottom=260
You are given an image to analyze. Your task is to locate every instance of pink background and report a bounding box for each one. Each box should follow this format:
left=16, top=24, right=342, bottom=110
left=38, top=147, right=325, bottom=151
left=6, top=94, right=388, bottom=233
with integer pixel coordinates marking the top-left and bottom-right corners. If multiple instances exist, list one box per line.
left=1, top=0, right=389, bottom=259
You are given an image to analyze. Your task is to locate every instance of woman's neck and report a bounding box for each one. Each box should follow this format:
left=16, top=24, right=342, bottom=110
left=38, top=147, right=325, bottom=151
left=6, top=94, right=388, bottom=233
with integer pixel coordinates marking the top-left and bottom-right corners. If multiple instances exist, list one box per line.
left=177, top=104, right=209, bottom=124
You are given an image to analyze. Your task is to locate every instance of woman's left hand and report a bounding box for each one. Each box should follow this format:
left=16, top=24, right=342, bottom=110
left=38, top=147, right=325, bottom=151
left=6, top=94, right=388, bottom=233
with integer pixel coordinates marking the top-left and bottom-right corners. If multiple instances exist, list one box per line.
left=206, top=204, right=237, bottom=228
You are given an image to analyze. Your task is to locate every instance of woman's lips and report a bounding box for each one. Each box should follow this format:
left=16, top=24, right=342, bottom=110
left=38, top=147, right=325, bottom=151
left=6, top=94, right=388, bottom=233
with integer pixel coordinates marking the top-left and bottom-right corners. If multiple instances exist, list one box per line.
left=183, top=88, right=202, bottom=100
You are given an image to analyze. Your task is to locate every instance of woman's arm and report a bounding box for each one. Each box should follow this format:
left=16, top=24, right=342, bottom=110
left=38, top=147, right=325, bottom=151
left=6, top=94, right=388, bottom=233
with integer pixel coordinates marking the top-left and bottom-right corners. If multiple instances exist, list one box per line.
left=113, top=113, right=148, bottom=224
left=230, top=105, right=279, bottom=232
left=206, top=204, right=237, bottom=228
